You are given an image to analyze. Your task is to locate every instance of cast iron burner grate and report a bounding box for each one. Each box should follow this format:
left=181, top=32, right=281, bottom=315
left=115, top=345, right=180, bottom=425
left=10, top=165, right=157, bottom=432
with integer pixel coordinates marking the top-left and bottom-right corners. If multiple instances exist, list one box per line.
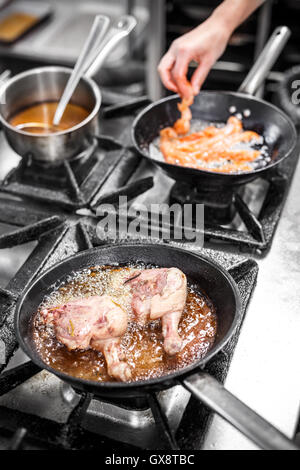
left=86, top=142, right=299, bottom=256
left=0, top=135, right=127, bottom=210
left=0, top=219, right=258, bottom=450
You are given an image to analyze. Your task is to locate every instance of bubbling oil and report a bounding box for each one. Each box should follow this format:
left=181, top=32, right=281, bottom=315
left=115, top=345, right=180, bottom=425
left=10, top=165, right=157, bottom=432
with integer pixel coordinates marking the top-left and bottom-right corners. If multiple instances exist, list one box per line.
left=33, top=265, right=217, bottom=383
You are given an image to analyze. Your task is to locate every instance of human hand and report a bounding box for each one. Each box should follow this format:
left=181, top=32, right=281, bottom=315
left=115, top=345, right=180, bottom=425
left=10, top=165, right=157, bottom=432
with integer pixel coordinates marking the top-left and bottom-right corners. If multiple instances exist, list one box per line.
left=158, top=17, right=231, bottom=99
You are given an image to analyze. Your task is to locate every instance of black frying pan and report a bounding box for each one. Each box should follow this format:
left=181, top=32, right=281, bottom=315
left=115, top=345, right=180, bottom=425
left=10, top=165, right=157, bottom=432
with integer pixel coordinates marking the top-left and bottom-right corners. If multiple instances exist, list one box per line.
left=132, top=27, right=297, bottom=190
left=15, top=243, right=297, bottom=450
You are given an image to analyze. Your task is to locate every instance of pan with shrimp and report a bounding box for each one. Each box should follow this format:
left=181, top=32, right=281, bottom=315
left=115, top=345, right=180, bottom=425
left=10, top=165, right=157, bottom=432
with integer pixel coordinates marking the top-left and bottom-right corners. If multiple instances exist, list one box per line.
left=132, top=27, right=296, bottom=189
left=15, top=243, right=298, bottom=450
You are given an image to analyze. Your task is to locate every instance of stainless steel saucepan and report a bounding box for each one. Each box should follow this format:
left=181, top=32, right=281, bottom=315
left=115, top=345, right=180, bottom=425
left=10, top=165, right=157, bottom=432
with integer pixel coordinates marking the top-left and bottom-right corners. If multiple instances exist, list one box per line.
left=0, top=15, right=136, bottom=163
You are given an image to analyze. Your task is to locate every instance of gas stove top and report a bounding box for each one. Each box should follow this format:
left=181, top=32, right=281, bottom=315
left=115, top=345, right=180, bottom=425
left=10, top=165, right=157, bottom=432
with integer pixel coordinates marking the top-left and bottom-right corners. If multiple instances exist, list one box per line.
left=0, top=97, right=298, bottom=254
left=0, top=95, right=299, bottom=450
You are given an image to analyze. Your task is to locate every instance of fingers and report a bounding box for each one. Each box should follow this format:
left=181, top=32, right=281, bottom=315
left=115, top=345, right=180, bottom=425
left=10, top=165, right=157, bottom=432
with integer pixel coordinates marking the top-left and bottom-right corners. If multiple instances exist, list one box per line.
left=158, top=52, right=178, bottom=93
left=190, top=58, right=213, bottom=95
left=171, top=52, right=193, bottom=99
left=158, top=46, right=211, bottom=99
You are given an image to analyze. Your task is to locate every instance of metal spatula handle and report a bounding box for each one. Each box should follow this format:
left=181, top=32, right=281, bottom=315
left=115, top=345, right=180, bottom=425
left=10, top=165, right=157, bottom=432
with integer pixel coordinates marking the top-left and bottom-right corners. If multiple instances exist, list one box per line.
left=53, top=15, right=110, bottom=126
left=238, top=26, right=291, bottom=95
left=84, top=15, right=137, bottom=78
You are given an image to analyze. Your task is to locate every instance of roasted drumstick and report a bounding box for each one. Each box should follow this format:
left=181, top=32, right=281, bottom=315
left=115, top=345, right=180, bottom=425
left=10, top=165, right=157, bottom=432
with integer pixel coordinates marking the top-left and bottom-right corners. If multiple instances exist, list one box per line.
left=126, top=268, right=187, bottom=355
left=41, top=295, right=131, bottom=382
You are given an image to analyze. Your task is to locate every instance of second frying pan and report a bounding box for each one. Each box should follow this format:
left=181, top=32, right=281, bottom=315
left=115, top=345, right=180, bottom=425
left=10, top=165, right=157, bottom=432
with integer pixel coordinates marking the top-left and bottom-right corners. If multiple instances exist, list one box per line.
left=15, top=243, right=297, bottom=450
left=132, top=27, right=297, bottom=190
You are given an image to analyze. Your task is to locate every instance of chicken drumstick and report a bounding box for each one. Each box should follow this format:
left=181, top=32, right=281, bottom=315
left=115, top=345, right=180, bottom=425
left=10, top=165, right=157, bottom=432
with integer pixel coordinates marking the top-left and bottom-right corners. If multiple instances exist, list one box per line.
left=127, top=268, right=187, bottom=355
left=41, top=295, right=131, bottom=382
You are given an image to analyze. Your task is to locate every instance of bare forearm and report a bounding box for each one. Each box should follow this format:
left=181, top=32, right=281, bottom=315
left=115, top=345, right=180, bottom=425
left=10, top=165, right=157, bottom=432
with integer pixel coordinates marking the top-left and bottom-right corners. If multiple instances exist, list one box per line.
left=211, top=0, right=265, bottom=36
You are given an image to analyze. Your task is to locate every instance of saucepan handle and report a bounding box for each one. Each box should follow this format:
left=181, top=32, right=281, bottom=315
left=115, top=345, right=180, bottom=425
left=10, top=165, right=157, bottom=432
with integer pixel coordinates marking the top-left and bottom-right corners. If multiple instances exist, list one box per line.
left=238, top=26, right=290, bottom=95
left=0, top=69, right=11, bottom=128
left=0, top=69, right=11, bottom=94
left=182, top=372, right=298, bottom=450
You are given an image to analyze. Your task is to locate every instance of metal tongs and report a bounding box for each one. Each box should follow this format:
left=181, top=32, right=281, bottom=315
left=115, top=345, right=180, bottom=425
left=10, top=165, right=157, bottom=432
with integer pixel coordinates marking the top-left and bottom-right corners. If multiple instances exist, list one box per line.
left=53, top=14, right=137, bottom=126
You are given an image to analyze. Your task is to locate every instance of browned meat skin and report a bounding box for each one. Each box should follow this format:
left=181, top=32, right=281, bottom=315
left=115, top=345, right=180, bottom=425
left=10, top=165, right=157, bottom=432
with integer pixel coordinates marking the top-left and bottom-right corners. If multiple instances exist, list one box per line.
left=41, top=295, right=131, bottom=381
left=127, top=268, right=187, bottom=355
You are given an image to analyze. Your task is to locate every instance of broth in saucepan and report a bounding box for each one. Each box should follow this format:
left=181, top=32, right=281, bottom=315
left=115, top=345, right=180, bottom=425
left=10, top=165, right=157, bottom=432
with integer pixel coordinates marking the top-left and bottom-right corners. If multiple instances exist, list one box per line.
left=9, top=101, right=90, bottom=134
left=33, top=265, right=217, bottom=383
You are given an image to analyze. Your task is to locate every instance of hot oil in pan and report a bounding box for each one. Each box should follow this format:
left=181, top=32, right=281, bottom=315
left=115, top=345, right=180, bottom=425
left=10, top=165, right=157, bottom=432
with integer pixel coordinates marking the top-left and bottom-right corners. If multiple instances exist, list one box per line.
left=9, top=102, right=90, bottom=134
left=150, top=116, right=271, bottom=173
left=33, top=265, right=217, bottom=383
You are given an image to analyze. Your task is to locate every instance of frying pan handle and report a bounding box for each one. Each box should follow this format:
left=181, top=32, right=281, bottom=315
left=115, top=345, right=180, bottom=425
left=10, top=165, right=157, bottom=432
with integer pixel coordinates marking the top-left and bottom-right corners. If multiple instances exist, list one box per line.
left=238, top=26, right=291, bottom=95
left=182, top=372, right=298, bottom=450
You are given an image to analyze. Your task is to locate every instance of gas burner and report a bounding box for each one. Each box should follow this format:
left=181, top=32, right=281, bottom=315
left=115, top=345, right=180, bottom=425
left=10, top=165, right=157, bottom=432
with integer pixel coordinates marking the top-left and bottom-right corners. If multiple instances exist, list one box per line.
left=0, top=135, right=126, bottom=210
left=170, top=181, right=238, bottom=225
left=61, top=382, right=191, bottom=449
left=14, top=138, right=99, bottom=187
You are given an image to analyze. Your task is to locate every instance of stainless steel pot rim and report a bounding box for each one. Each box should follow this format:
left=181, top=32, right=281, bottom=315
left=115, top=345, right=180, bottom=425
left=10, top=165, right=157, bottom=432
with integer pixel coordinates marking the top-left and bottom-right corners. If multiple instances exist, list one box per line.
left=0, top=66, right=102, bottom=137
